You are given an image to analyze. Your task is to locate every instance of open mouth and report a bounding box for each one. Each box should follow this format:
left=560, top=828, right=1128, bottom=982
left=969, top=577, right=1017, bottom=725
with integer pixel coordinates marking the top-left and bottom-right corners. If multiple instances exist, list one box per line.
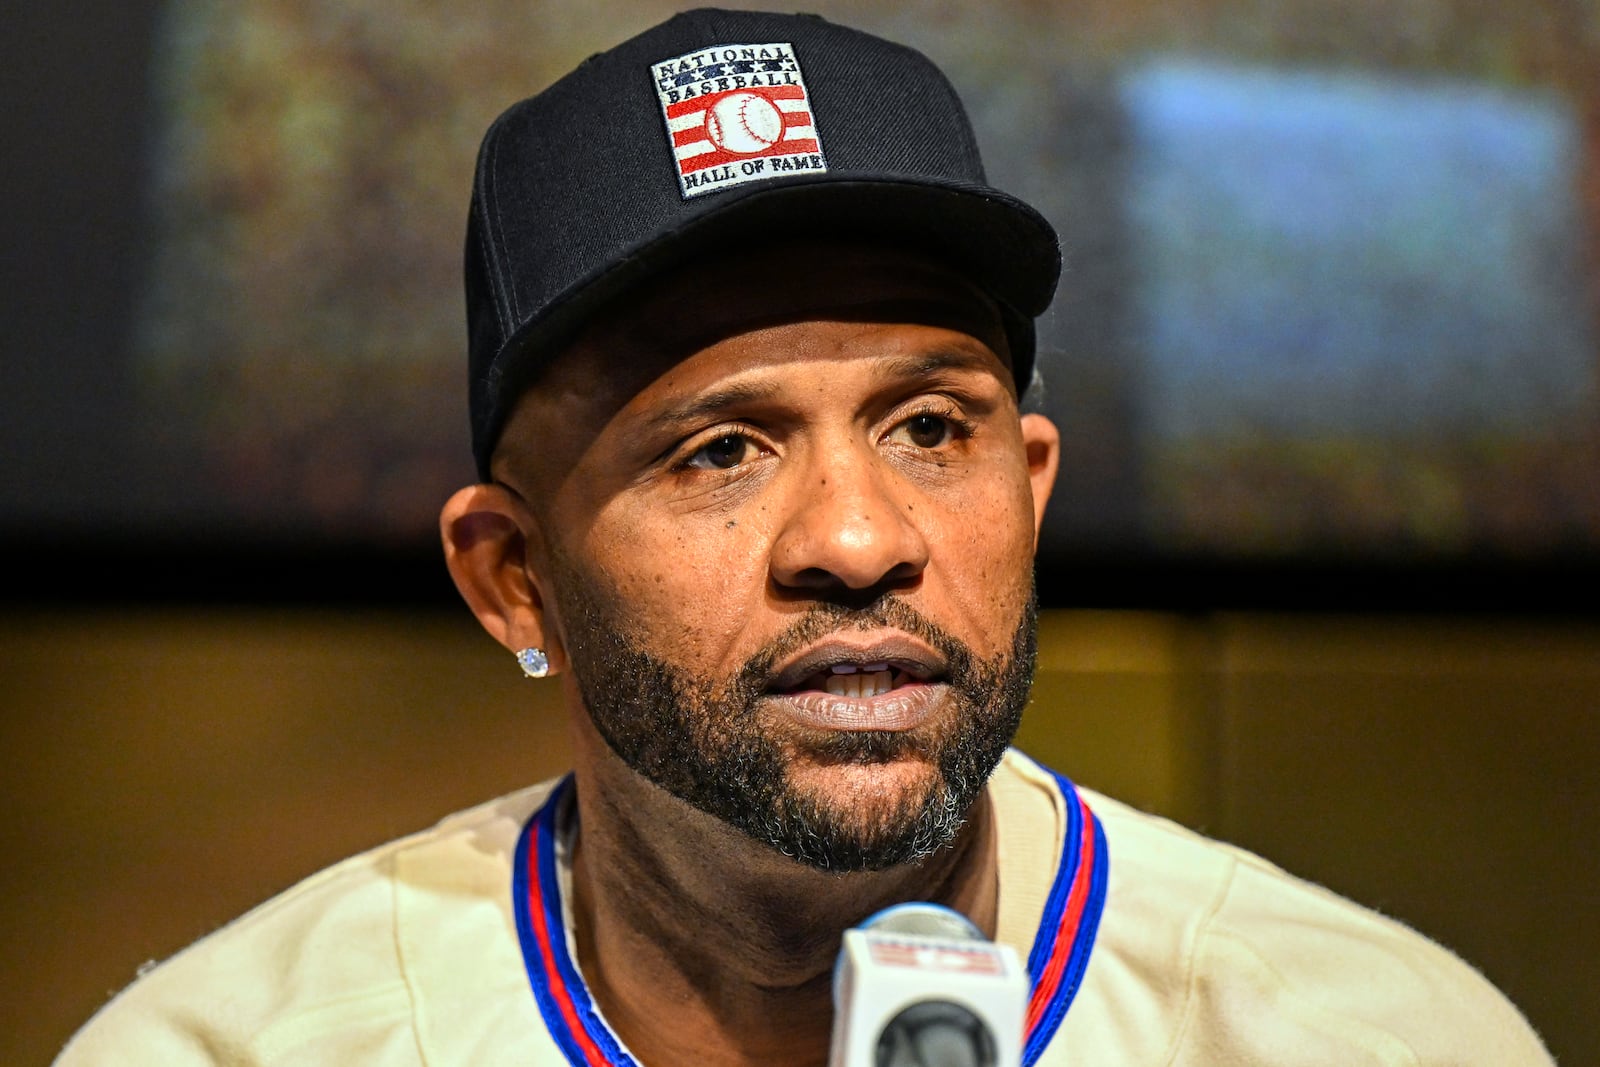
left=785, top=662, right=931, bottom=700
left=763, top=644, right=948, bottom=731
left=764, top=630, right=947, bottom=723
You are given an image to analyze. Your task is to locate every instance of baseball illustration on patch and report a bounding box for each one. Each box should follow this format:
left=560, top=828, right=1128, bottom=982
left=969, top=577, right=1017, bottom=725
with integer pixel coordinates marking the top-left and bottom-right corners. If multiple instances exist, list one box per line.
left=653, top=41, right=828, bottom=198
left=706, top=92, right=783, bottom=153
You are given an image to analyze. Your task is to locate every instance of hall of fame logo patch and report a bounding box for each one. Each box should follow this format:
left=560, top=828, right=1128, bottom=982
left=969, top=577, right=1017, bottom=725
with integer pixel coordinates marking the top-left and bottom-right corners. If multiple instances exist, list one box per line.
left=653, top=41, right=827, bottom=198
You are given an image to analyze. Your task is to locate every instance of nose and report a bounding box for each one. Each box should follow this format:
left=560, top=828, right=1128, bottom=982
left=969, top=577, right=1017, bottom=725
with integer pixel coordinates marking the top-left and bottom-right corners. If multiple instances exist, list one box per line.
left=768, top=441, right=929, bottom=594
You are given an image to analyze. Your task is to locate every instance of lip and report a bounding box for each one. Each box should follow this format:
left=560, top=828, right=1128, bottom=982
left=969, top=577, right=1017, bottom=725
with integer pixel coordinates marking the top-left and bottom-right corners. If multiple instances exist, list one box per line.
left=761, top=631, right=949, bottom=733
left=759, top=680, right=948, bottom=731
left=767, top=633, right=947, bottom=693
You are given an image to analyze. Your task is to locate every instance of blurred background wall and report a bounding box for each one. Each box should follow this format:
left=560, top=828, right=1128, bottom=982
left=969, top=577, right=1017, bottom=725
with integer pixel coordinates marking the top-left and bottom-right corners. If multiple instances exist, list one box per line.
left=4, top=0, right=1598, bottom=1063
left=6, top=0, right=1599, bottom=568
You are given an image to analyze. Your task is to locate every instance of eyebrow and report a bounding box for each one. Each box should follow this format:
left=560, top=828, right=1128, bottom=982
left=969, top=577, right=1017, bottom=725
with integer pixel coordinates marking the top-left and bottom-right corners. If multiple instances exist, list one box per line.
left=646, top=381, right=783, bottom=430
left=641, top=345, right=1001, bottom=432
left=878, top=347, right=1001, bottom=381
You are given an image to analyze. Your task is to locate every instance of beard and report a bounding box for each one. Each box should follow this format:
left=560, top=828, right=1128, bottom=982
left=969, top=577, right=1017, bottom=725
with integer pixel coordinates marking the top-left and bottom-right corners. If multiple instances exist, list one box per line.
left=551, top=564, right=1038, bottom=874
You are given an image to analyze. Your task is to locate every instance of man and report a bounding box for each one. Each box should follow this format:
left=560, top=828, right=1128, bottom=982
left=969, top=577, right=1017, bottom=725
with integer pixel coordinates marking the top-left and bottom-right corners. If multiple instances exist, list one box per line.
left=60, top=9, right=1551, bottom=1065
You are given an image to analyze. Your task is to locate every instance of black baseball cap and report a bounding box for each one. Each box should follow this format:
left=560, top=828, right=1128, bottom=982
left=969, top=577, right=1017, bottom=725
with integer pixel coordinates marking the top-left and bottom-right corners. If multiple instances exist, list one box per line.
left=465, top=8, right=1061, bottom=478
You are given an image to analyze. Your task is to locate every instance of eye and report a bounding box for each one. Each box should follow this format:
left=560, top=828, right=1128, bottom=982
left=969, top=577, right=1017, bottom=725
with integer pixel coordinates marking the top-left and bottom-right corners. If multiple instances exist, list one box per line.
left=901, top=413, right=952, bottom=449
left=685, top=433, right=754, bottom=470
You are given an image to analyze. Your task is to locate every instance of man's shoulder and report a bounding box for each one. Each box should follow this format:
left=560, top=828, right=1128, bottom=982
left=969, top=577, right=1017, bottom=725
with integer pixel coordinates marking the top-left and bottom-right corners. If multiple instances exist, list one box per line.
left=54, top=781, right=560, bottom=1066
left=1060, top=779, right=1554, bottom=1065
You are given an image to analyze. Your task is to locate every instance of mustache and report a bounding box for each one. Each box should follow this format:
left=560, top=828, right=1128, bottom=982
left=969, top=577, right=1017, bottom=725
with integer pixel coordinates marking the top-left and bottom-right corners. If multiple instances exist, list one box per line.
left=731, top=595, right=978, bottom=697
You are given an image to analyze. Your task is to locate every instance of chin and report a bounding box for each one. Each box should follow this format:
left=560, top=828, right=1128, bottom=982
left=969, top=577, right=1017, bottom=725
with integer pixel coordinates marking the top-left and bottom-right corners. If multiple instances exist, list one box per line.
left=751, top=754, right=968, bottom=872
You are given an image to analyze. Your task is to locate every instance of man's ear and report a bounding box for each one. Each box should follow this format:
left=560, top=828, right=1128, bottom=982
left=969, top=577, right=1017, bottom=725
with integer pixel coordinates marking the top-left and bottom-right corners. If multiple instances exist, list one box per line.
left=440, top=484, right=566, bottom=672
left=1018, top=413, right=1061, bottom=547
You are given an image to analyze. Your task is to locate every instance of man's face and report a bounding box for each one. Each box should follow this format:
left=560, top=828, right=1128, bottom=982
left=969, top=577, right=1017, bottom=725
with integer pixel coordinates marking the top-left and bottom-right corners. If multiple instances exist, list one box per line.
left=496, top=243, right=1056, bottom=871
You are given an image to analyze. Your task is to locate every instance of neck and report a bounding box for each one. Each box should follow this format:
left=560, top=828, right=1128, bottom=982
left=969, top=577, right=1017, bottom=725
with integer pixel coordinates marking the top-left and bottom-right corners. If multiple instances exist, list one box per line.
left=564, top=729, right=1000, bottom=1067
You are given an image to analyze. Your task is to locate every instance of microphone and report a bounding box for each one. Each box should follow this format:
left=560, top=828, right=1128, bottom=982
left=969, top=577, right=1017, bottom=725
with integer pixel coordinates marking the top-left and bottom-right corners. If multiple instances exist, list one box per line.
left=828, top=903, right=1027, bottom=1067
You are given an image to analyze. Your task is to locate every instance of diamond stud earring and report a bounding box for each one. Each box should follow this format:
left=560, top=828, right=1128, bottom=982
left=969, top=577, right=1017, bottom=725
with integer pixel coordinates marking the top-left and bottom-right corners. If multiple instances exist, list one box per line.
left=516, top=647, right=550, bottom=679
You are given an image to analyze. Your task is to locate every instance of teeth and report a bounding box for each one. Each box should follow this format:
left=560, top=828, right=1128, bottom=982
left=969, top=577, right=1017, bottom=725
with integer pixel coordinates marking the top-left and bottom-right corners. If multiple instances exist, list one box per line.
left=823, top=669, right=894, bottom=698
left=828, top=662, right=891, bottom=675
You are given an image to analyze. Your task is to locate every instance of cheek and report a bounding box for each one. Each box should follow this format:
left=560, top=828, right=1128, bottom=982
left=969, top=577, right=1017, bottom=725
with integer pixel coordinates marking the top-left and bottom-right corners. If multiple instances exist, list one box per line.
left=577, top=507, right=771, bottom=667
left=922, top=464, right=1038, bottom=640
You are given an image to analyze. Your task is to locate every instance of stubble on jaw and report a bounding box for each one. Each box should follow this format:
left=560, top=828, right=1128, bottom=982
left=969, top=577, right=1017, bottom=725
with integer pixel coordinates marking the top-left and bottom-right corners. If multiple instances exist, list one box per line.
left=550, top=553, right=1039, bottom=873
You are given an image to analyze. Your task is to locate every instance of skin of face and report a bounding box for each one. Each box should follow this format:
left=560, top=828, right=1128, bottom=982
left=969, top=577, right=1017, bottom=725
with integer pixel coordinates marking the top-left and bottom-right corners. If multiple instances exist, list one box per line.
left=439, top=239, right=1061, bottom=1065
left=441, top=240, right=1061, bottom=864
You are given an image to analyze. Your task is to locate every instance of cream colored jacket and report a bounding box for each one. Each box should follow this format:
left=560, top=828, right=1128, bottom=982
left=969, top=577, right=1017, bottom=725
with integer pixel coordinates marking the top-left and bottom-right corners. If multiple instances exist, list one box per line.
left=57, top=751, right=1552, bottom=1065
